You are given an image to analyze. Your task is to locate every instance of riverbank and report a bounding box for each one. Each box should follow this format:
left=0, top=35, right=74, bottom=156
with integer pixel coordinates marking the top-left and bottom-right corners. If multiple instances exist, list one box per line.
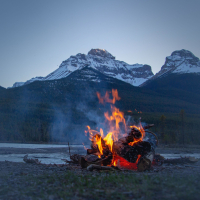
left=0, top=145, right=200, bottom=199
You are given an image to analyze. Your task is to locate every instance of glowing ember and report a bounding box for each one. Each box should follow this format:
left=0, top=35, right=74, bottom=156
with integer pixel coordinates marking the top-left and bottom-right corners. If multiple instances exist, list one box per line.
left=111, top=154, right=141, bottom=170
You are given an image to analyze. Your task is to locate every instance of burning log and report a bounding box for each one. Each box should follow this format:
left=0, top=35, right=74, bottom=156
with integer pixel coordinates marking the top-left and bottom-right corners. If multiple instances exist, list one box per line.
left=113, top=141, right=152, bottom=163
left=90, top=133, right=111, bottom=157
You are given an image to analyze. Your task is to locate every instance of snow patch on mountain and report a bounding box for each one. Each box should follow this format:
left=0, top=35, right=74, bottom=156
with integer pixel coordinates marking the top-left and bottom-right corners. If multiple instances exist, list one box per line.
left=10, top=48, right=153, bottom=88
left=156, top=49, right=200, bottom=78
left=12, top=82, right=25, bottom=88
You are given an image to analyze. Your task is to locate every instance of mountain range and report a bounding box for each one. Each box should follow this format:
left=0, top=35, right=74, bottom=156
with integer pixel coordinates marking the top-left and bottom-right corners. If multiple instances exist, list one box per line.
left=0, top=48, right=200, bottom=143
left=7, top=48, right=200, bottom=89
left=11, top=48, right=154, bottom=88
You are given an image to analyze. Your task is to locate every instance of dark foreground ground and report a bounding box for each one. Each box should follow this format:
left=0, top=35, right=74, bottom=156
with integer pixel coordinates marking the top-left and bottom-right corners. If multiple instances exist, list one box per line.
left=0, top=146, right=200, bottom=200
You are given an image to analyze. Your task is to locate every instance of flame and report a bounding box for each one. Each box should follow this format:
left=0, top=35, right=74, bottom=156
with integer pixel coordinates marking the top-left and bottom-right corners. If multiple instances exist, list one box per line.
left=128, top=124, right=145, bottom=146
left=85, top=89, right=144, bottom=170
left=104, top=132, right=113, bottom=152
left=96, top=89, right=121, bottom=105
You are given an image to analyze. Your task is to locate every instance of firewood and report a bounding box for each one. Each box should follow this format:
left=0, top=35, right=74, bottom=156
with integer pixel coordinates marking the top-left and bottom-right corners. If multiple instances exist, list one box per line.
left=129, top=128, right=142, bottom=139
left=80, top=156, right=89, bottom=168
left=87, top=149, right=98, bottom=154
left=87, top=164, right=115, bottom=171
left=84, top=154, right=100, bottom=162
left=23, top=155, right=41, bottom=164
left=137, top=158, right=151, bottom=172
left=80, top=154, right=113, bottom=168
left=145, top=151, right=155, bottom=163
left=82, top=124, right=157, bottom=171
left=113, top=141, right=152, bottom=163
left=70, top=154, right=83, bottom=164
left=137, top=151, right=155, bottom=172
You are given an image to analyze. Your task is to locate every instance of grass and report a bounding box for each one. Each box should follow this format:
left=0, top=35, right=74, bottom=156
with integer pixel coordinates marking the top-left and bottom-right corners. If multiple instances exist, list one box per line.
left=1, top=171, right=200, bottom=200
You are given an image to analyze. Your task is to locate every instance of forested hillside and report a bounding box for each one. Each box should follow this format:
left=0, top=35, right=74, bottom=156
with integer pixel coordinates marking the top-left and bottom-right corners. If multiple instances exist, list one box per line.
left=0, top=67, right=200, bottom=144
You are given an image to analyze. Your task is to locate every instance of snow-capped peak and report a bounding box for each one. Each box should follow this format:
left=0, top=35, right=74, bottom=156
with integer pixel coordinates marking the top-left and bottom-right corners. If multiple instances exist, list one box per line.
left=152, top=49, right=200, bottom=79
left=10, top=48, right=154, bottom=88
left=88, top=48, right=115, bottom=59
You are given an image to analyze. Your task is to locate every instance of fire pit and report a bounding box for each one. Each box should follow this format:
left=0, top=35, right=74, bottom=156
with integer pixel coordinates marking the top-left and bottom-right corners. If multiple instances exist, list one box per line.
left=70, top=89, right=158, bottom=172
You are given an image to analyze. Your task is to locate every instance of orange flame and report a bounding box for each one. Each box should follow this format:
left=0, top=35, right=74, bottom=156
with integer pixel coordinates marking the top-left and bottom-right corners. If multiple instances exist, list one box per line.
left=85, top=89, right=144, bottom=169
left=128, top=124, right=145, bottom=146
left=104, top=132, right=113, bottom=152
left=96, top=89, right=121, bottom=105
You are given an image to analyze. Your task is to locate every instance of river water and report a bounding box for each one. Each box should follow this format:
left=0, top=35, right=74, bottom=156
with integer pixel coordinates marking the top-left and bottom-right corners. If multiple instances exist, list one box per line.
left=0, top=143, right=87, bottom=164
left=0, top=143, right=199, bottom=164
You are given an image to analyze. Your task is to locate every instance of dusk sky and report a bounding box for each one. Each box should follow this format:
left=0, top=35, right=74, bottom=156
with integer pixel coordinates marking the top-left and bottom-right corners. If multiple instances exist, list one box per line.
left=0, top=0, right=200, bottom=88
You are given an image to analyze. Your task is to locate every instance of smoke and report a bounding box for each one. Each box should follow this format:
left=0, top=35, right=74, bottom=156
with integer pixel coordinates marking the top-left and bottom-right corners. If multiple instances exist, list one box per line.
left=49, top=87, right=100, bottom=144
left=50, top=107, right=71, bottom=142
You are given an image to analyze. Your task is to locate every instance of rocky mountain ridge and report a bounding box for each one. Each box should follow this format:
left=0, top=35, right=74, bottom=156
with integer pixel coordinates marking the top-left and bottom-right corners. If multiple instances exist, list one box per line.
left=151, top=49, right=200, bottom=79
left=140, top=49, right=200, bottom=87
left=11, top=48, right=153, bottom=88
left=9, top=49, right=200, bottom=89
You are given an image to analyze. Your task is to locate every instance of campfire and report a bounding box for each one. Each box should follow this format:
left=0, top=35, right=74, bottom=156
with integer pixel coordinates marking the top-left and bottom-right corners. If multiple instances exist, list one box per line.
left=70, top=89, right=158, bottom=172
left=22, top=89, right=198, bottom=171
left=22, top=89, right=199, bottom=173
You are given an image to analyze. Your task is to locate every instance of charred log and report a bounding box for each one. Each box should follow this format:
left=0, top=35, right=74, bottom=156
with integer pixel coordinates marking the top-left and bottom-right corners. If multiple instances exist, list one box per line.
left=70, top=154, right=83, bottom=164
left=87, top=149, right=98, bottom=155
left=80, top=154, right=113, bottom=168
left=117, top=141, right=152, bottom=163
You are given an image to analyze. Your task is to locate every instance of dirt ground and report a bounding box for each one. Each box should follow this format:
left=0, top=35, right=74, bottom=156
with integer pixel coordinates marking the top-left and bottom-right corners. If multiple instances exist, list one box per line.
left=0, top=146, right=200, bottom=200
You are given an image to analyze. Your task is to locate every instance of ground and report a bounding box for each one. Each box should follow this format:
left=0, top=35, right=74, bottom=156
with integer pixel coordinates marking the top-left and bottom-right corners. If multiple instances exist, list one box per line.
left=0, top=146, right=200, bottom=200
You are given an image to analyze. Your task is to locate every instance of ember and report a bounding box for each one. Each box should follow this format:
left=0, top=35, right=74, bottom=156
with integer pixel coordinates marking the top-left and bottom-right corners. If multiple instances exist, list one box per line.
left=78, top=89, right=157, bottom=171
